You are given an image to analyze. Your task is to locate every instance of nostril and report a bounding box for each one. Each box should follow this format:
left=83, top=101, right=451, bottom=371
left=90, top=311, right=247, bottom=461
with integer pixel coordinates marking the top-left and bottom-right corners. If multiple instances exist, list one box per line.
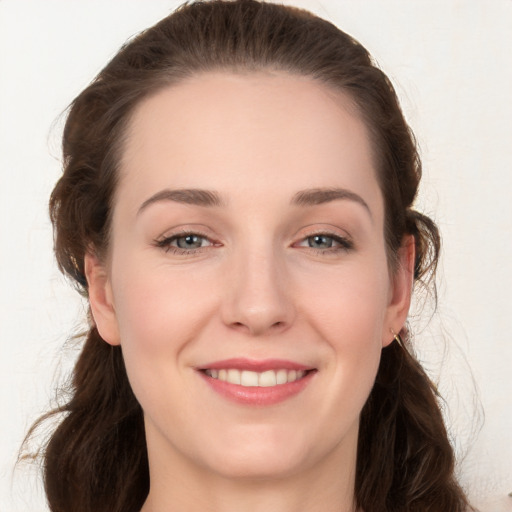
left=230, top=322, right=250, bottom=333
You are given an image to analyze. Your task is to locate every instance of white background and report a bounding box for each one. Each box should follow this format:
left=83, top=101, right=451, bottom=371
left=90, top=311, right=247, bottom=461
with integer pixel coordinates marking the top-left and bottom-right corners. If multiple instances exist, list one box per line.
left=1, top=1, right=511, bottom=511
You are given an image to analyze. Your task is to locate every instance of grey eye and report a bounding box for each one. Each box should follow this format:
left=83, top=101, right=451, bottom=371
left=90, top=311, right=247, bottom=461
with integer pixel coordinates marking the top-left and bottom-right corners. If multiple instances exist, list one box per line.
left=307, top=235, right=334, bottom=249
left=175, top=234, right=205, bottom=249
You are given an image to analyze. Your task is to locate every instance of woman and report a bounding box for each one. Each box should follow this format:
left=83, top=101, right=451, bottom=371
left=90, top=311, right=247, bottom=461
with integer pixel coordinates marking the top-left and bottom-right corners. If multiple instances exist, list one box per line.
left=25, top=1, right=472, bottom=511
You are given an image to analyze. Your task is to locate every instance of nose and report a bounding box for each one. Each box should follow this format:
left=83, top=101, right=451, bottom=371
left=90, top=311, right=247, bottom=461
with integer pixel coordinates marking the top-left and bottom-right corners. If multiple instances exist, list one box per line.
left=221, top=245, right=295, bottom=336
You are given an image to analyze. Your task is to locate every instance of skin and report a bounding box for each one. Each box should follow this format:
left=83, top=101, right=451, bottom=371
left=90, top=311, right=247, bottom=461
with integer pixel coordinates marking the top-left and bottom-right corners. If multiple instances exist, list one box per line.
left=85, top=71, right=414, bottom=512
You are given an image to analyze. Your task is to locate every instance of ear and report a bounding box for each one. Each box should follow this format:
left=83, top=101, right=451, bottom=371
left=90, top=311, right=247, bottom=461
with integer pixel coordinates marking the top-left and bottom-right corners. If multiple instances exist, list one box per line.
left=84, top=251, right=121, bottom=346
left=382, top=234, right=415, bottom=347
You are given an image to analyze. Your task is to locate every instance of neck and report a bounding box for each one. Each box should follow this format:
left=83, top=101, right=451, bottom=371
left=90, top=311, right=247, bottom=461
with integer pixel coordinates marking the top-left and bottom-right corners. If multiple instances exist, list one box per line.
left=142, top=473, right=358, bottom=512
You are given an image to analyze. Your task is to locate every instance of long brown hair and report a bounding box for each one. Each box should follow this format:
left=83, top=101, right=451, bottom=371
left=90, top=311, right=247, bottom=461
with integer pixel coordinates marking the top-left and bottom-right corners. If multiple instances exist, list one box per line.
left=24, top=1, right=472, bottom=511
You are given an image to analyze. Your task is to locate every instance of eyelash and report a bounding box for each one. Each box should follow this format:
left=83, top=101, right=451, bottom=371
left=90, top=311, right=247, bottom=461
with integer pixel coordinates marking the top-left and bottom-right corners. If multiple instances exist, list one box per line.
left=154, top=231, right=353, bottom=256
left=155, top=231, right=214, bottom=255
left=296, top=233, right=353, bottom=254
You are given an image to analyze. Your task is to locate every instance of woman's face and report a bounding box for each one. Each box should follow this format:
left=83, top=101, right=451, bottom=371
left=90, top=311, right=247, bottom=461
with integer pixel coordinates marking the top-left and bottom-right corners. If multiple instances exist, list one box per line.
left=87, top=72, right=412, bottom=483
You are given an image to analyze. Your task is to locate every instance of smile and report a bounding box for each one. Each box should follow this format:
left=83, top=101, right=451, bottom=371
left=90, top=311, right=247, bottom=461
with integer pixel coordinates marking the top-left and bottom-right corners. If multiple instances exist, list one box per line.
left=203, top=368, right=308, bottom=387
left=197, top=359, right=316, bottom=406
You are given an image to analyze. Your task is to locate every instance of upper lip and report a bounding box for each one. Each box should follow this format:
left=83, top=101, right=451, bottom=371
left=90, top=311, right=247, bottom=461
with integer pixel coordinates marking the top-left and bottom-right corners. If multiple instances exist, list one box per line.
left=197, top=358, right=314, bottom=372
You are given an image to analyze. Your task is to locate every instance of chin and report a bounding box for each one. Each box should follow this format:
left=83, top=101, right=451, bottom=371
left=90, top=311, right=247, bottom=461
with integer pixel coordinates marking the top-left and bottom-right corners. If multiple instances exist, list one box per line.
left=194, top=424, right=332, bottom=481
left=205, top=450, right=308, bottom=481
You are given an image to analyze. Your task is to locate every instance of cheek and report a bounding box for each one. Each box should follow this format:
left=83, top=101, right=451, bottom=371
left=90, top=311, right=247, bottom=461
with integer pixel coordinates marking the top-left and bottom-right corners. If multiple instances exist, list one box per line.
left=317, top=288, right=385, bottom=380
left=109, top=257, right=218, bottom=365
left=108, top=261, right=221, bottom=428
left=299, top=258, right=390, bottom=340
left=298, top=259, right=389, bottom=392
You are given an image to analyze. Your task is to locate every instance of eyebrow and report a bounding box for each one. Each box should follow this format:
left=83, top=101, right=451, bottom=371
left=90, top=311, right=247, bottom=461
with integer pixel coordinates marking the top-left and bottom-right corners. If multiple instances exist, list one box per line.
left=137, top=186, right=371, bottom=218
left=137, top=188, right=225, bottom=214
left=291, top=187, right=371, bottom=217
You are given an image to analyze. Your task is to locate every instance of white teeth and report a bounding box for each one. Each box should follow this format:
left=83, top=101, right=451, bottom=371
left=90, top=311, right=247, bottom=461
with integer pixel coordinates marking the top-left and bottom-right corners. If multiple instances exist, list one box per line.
left=241, top=370, right=259, bottom=387
left=259, top=370, right=277, bottom=387
left=276, top=369, right=288, bottom=385
left=205, top=368, right=307, bottom=387
left=227, top=369, right=241, bottom=385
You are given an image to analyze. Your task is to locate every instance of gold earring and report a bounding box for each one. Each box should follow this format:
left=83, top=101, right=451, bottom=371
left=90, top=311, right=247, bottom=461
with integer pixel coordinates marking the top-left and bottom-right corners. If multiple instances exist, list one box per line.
left=390, top=328, right=404, bottom=348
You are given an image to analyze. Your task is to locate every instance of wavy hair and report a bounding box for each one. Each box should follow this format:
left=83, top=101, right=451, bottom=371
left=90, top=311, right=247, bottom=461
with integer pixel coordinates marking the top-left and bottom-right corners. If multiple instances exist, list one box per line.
left=24, top=1, right=471, bottom=511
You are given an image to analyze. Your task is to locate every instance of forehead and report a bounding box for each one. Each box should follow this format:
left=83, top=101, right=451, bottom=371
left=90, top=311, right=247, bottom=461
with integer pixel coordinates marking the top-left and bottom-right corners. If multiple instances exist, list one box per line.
left=118, top=71, right=382, bottom=217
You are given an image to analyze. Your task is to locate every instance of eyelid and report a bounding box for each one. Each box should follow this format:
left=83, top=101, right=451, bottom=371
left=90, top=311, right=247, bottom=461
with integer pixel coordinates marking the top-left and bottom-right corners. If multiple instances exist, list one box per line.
left=153, top=225, right=353, bottom=255
left=292, top=227, right=354, bottom=252
left=158, top=233, right=211, bottom=247
left=154, top=227, right=220, bottom=255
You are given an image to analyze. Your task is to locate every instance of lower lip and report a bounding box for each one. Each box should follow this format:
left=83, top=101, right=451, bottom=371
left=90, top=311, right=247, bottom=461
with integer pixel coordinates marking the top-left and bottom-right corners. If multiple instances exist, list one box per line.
left=199, top=371, right=316, bottom=406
